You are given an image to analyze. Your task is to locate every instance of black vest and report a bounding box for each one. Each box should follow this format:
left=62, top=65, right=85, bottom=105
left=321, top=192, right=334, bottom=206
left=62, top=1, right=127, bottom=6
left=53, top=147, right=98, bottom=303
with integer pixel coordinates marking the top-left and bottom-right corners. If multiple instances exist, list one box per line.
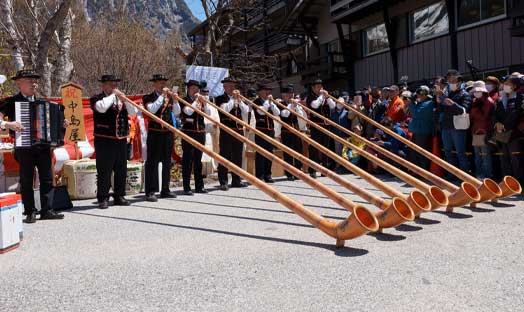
left=90, top=93, right=129, bottom=139
left=280, top=101, right=300, bottom=131
left=306, top=93, right=331, bottom=123
left=216, top=93, right=243, bottom=130
left=253, top=97, right=274, bottom=130
left=180, top=96, right=205, bottom=132
left=143, top=91, right=174, bottom=131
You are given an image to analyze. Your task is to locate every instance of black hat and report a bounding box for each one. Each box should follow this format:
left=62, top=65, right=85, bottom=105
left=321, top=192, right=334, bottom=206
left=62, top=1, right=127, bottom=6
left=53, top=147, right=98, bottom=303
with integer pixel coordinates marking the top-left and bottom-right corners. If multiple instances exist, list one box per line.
left=281, top=85, right=294, bottom=94
left=12, top=69, right=40, bottom=81
left=200, top=80, right=208, bottom=89
left=221, top=77, right=237, bottom=84
left=257, top=83, right=273, bottom=91
left=311, top=79, right=323, bottom=85
left=98, top=74, right=121, bottom=82
left=340, top=91, right=349, bottom=97
left=247, top=88, right=257, bottom=98
left=149, top=74, right=169, bottom=82
left=446, top=69, right=462, bottom=78
left=185, top=79, right=200, bottom=88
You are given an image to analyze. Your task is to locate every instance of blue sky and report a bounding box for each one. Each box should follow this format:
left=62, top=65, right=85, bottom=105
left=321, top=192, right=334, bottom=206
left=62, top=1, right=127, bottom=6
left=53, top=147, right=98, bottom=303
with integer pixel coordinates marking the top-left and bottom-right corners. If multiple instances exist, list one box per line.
left=186, top=0, right=206, bottom=21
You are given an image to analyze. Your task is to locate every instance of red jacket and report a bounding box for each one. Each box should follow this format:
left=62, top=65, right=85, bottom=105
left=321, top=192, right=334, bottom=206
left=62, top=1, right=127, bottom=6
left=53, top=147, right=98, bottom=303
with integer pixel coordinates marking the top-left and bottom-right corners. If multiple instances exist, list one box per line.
left=469, top=96, right=495, bottom=134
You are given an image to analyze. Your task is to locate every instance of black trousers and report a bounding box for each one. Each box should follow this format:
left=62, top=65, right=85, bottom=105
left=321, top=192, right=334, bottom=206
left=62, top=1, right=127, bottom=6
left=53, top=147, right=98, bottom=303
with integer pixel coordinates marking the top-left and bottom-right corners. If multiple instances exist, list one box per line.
left=14, top=146, right=53, bottom=215
left=255, top=130, right=274, bottom=179
left=218, top=130, right=243, bottom=186
left=409, top=134, right=433, bottom=171
left=498, top=138, right=524, bottom=182
left=94, top=137, right=127, bottom=202
left=309, top=124, right=334, bottom=173
left=281, top=130, right=303, bottom=177
left=145, top=131, right=174, bottom=194
left=182, top=131, right=206, bottom=191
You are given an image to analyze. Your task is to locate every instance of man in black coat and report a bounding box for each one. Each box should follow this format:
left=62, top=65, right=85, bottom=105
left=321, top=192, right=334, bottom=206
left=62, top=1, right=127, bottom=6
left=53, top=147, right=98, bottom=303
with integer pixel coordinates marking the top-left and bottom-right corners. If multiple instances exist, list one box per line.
left=142, top=74, right=180, bottom=202
left=215, top=77, right=249, bottom=190
left=0, top=70, right=66, bottom=223
left=90, top=75, right=137, bottom=209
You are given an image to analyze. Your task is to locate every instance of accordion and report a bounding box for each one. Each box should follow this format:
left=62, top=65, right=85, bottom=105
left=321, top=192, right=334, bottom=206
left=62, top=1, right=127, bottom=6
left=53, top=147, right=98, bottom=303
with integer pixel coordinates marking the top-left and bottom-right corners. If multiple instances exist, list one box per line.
left=14, top=100, right=65, bottom=148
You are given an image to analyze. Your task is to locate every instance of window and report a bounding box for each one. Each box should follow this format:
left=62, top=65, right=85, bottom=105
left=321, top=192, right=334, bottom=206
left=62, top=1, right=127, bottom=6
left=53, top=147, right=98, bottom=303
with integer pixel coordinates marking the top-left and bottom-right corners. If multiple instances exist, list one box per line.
left=411, top=1, right=449, bottom=42
left=457, top=0, right=506, bottom=27
left=363, top=23, right=389, bottom=56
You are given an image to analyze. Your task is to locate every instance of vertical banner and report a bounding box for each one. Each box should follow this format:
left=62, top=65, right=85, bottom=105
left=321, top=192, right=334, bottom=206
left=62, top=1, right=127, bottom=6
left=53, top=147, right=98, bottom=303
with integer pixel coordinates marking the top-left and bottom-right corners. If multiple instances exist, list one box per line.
left=185, top=65, right=229, bottom=98
left=60, top=83, right=86, bottom=143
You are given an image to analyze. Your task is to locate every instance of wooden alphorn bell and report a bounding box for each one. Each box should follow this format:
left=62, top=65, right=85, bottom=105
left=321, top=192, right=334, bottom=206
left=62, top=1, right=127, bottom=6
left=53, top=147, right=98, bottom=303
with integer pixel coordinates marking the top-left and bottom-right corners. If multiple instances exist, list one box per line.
left=293, top=100, right=482, bottom=211
left=327, top=95, right=522, bottom=202
left=239, top=94, right=432, bottom=216
left=122, top=94, right=379, bottom=247
left=196, top=94, right=415, bottom=229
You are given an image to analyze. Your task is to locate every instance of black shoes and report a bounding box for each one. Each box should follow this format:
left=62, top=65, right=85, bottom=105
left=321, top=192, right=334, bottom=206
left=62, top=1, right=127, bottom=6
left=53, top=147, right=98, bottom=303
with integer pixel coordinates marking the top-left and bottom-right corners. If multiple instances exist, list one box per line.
left=24, top=212, right=37, bottom=224
left=231, top=182, right=248, bottom=188
left=195, top=188, right=208, bottom=194
left=286, top=176, right=295, bottom=181
left=159, top=191, right=177, bottom=198
left=309, top=172, right=317, bottom=179
left=219, top=184, right=229, bottom=191
left=114, top=196, right=130, bottom=206
left=183, top=190, right=194, bottom=196
left=145, top=194, right=158, bottom=202
left=98, top=199, right=109, bottom=209
left=40, top=210, right=65, bottom=220
left=264, top=177, right=275, bottom=183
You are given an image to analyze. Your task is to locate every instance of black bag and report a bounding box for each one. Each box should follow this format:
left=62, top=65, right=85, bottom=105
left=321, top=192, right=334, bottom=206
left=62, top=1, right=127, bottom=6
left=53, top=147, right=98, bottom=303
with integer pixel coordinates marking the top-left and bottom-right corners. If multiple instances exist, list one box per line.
left=51, top=185, right=73, bottom=211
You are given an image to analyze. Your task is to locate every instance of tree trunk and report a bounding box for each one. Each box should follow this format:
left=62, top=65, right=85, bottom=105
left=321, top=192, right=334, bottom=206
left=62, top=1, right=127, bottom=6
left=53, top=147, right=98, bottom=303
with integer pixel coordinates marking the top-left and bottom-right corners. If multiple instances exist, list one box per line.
left=54, top=11, right=74, bottom=94
left=34, top=0, right=73, bottom=96
left=0, top=0, right=24, bottom=70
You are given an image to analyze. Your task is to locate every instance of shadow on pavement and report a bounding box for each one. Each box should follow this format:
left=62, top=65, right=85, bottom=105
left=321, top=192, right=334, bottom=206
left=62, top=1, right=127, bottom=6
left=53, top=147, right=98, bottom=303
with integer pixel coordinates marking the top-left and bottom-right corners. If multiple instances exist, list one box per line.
left=432, top=211, right=473, bottom=219
left=414, top=217, right=441, bottom=225
left=69, top=211, right=369, bottom=256
left=368, top=231, right=406, bottom=241
left=395, top=224, right=423, bottom=232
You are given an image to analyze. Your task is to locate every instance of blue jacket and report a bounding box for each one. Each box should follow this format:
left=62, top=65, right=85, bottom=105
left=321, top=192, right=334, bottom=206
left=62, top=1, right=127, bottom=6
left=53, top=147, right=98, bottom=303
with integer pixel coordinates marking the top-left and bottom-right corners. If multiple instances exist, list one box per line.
left=383, top=123, right=407, bottom=154
left=408, top=99, right=434, bottom=135
left=334, top=109, right=350, bottom=138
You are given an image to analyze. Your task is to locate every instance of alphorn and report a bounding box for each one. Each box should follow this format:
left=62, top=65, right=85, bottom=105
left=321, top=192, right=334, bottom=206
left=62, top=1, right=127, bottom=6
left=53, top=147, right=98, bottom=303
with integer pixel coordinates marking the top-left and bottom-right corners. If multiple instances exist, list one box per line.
left=122, top=94, right=379, bottom=247
left=270, top=98, right=448, bottom=212
left=327, top=95, right=522, bottom=201
left=196, top=95, right=415, bottom=229
left=239, top=94, right=432, bottom=216
left=293, top=100, right=482, bottom=210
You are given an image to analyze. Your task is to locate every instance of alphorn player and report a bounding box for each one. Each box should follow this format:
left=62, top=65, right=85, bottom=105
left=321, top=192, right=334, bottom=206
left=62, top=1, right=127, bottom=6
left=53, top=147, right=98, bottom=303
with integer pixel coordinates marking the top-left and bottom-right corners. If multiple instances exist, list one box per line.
left=215, top=77, right=249, bottom=190
left=179, top=80, right=210, bottom=195
left=90, top=74, right=138, bottom=209
left=279, top=84, right=306, bottom=181
left=252, top=83, right=280, bottom=183
left=0, top=70, right=68, bottom=223
left=142, top=74, right=180, bottom=202
left=306, top=79, right=336, bottom=178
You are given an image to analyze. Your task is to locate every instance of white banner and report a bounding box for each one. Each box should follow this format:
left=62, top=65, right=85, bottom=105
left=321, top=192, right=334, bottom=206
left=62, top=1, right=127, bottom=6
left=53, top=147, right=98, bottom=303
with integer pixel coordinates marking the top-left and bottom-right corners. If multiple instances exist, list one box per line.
left=185, top=65, right=229, bottom=98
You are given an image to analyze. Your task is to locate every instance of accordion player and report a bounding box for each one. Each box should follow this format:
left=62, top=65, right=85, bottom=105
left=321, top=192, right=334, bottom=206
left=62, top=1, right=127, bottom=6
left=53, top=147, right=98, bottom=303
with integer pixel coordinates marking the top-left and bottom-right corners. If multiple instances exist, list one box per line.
left=14, top=100, right=66, bottom=148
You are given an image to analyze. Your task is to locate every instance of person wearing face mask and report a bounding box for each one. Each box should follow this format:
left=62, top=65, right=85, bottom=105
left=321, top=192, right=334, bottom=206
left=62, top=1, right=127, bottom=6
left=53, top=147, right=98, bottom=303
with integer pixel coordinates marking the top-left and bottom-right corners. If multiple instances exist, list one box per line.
left=484, top=76, right=500, bottom=102
left=493, top=77, right=524, bottom=182
left=469, top=81, right=495, bottom=180
left=407, top=86, right=435, bottom=170
left=435, top=69, right=471, bottom=175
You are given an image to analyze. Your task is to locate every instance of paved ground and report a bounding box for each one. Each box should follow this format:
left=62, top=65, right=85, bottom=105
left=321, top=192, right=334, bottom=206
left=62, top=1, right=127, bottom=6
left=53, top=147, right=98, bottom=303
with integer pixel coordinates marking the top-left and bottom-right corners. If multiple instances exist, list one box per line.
left=1, top=174, right=523, bottom=312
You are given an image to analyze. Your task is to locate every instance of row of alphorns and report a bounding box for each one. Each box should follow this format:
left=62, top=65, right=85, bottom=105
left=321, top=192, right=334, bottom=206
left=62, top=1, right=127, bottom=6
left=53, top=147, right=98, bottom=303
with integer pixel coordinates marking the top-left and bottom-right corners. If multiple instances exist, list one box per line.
left=124, top=89, right=522, bottom=248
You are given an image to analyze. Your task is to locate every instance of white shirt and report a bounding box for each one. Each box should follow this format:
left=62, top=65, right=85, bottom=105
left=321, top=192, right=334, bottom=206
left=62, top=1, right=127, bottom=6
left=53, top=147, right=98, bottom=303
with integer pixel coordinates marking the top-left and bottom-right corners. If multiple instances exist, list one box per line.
left=310, top=94, right=335, bottom=110
left=280, top=103, right=307, bottom=130
left=183, top=97, right=212, bottom=116
left=95, top=93, right=137, bottom=116
left=221, top=95, right=250, bottom=114
left=146, top=92, right=181, bottom=115
left=256, top=99, right=280, bottom=116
